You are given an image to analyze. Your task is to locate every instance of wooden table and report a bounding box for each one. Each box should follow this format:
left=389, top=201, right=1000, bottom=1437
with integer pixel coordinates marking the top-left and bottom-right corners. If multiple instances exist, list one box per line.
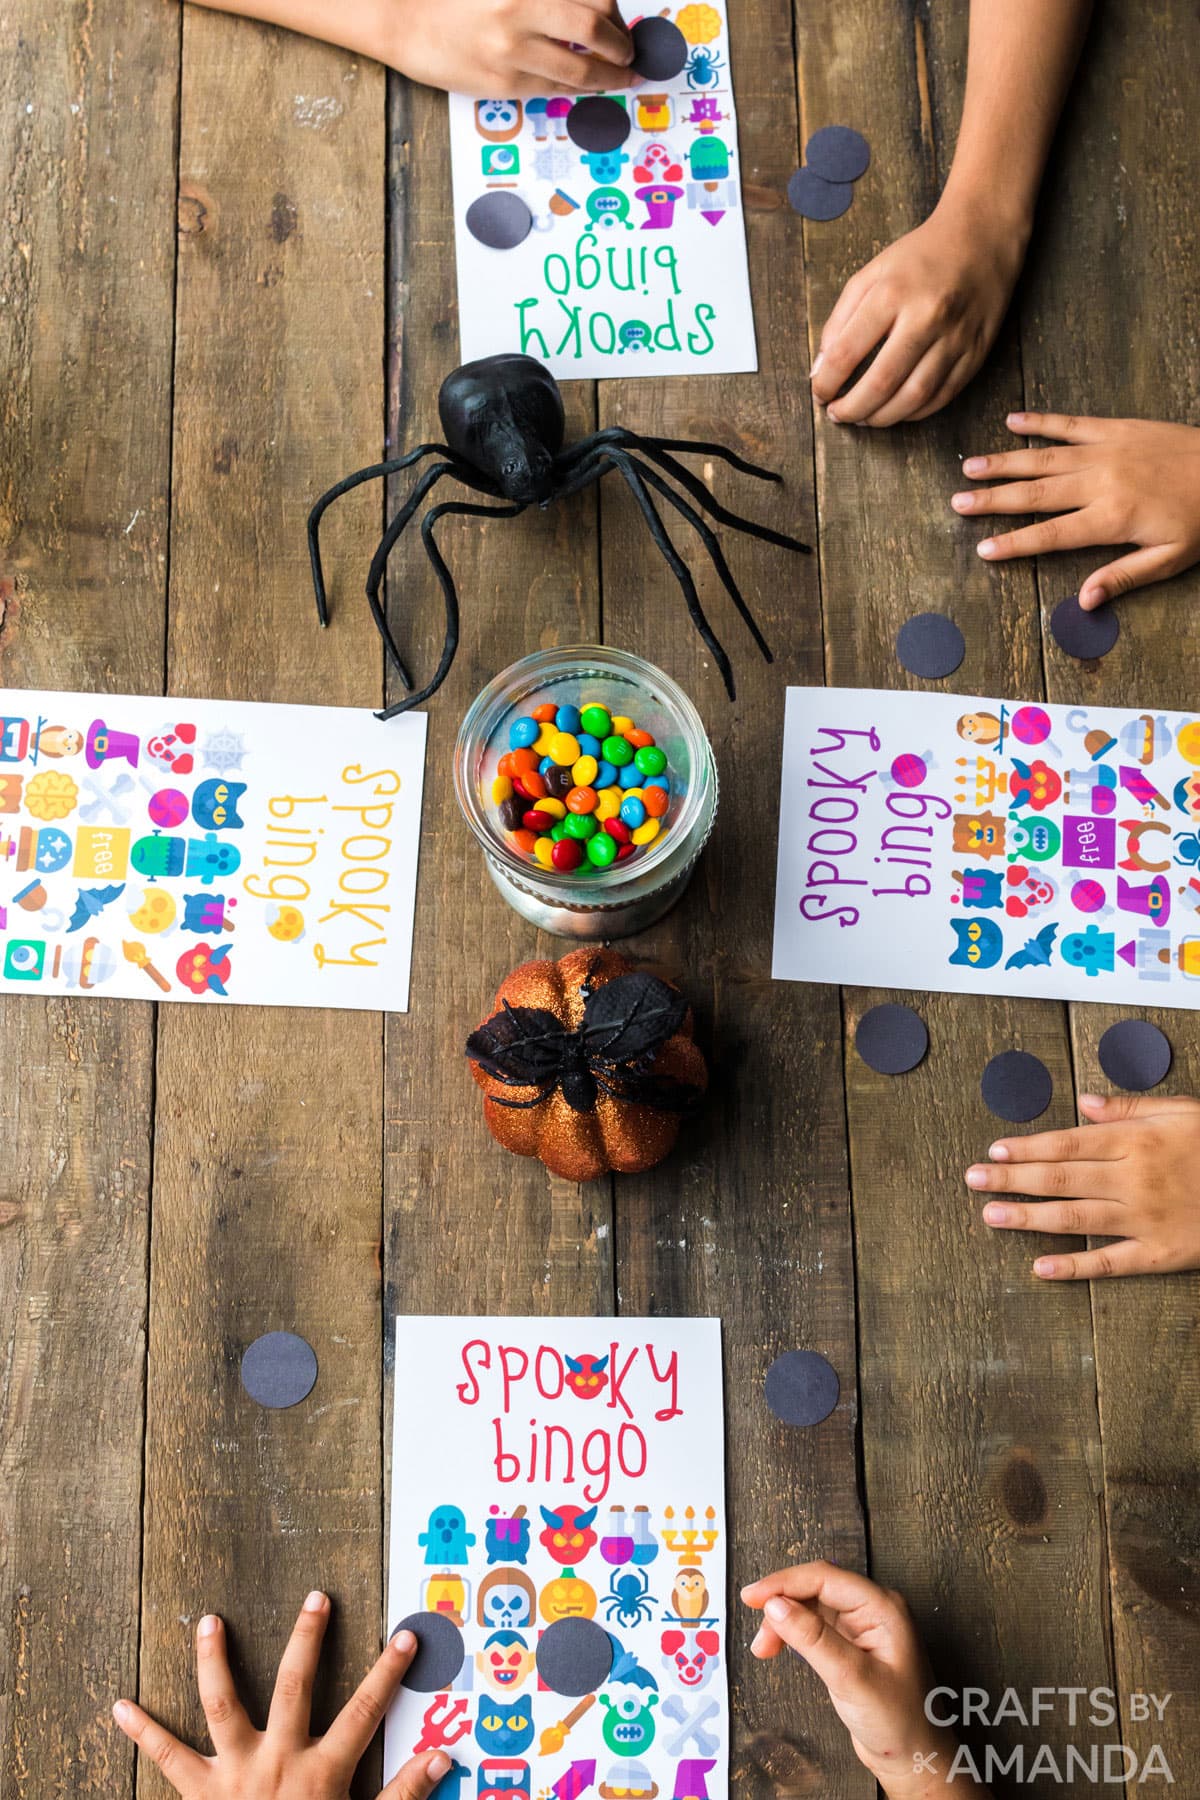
left=3, top=2, right=1198, bottom=1793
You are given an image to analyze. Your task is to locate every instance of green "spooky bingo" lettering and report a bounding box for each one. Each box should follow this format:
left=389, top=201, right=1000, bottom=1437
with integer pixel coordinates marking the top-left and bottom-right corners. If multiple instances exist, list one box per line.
left=515, top=232, right=717, bottom=360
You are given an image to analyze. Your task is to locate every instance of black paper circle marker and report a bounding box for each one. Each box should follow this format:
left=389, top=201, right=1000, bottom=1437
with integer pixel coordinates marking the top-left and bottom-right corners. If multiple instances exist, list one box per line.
left=465, top=191, right=532, bottom=251
left=981, top=1051, right=1053, bottom=1124
left=1050, top=593, right=1119, bottom=661
left=805, top=125, right=871, bottom=183
left=567, top=96, right=631, bottom=153
left=240, top=1331, right=318, bottom=1409
left=855, top=1003, right=929, bottom=1076
left=786, top=168, right=854, bottom=222
left=393, top=1612, right=466, bottom=1693
left=895, top=611, right=965, bottom=679
left=630, top=17, right=687, bottom=79
left=764, top=1350, right=840, bottom=1428
left=1098, top=1019, right=1172, bottom=1092
left=536, top=1617, right=614, bottom=1696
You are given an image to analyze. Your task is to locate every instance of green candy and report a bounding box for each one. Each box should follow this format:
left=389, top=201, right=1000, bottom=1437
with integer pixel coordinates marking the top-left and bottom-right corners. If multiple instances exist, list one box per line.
left=563, top=812, right=598, bottom=840
left=586, top=831, right=618, bottom=868
left=580, top=704, right=612, bottom=738
left=634, top=745, right=667, bottom=777
left=602, top=734, right=634, bottom=767
left=550, top=821, right=570, bottom=842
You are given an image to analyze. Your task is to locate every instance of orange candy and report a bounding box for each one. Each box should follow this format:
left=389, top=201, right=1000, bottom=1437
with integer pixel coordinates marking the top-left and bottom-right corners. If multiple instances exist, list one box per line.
left=643, top=785, right=669, bottom=817
left=625, top=728, right=655, bottom=749
left=497, top=752, right=516, bottom=778
left=521, top=770, right=548, bottom=799
left=511, top=827, right=538, bottom=853
left=510, top=747, right=540, bottom=775
left=532, top=702, right=558, bottom=722
left=566, top=785, right=598, bottom=815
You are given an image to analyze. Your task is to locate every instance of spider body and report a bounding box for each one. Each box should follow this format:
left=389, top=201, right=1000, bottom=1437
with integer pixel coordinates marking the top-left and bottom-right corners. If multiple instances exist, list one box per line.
left=308, top=353, right=810, bottom=719
left=603, top=1568, right=657, bottom=1628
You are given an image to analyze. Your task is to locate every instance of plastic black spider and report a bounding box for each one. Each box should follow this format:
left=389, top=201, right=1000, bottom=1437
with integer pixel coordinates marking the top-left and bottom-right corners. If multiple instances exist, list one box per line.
left=308, top=352, right=810, bottom=719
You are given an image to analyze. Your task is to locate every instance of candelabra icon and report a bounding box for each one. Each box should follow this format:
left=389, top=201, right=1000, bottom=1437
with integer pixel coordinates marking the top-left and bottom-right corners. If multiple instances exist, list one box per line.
left=661, top=1507, right=719, bottom=1563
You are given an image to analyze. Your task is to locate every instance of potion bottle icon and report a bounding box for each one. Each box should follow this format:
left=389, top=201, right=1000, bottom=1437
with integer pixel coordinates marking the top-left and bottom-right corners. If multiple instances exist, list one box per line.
left=601, top=1505, right=634, bottom=1566
left=629, top=1504, right=659, bottom=1567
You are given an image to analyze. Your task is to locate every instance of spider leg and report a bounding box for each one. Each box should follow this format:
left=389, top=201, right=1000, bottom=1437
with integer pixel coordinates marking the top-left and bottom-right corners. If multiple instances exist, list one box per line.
left=308, top=444, right=451, bottom=626
left=634, top=443, right=811, bottom=556
left=600, top=449, right=736, bottom=699
left=556, top=425, right=785, bottom=484
left=362, top=461, right=461, bottom=689
left=375, top=497, right=526, bottom=720
left=619, top=454, right=773, bottom=663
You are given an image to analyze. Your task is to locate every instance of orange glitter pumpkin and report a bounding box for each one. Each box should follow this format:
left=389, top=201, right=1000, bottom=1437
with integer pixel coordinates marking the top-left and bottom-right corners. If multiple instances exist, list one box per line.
left=467, top=947, right=707, bottom=1181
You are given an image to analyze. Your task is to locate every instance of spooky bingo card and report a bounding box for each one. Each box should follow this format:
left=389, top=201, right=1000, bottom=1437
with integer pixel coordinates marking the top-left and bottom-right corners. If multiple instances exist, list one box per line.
left=447, top=3, right=757, bottom=379
left=385, top=1318, right=728, bottom=1800
left=0, top=689, right=426, bottom=1011
left=772, top=686, right=1200, bottom=1009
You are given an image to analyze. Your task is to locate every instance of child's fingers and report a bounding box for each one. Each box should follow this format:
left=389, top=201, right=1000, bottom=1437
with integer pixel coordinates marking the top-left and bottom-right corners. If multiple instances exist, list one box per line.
left=908, top=349, right=977, bottom=422
left=112, top=1700, right=210, bottom=1796
left=960, top=447, right=1083, bottom=481
left=544, top=0, right=632, bottom=65
left=1079, top=1092, right=1198, bottom=1122
left=812, top=271, right=875, bottom=383
left=266, top=1590, right=330, bottom=1743
left=827, top=321, right=940, bottom=425
left=979, top=1196, right=1128, bottom=1237
left=1032, top=1240, right=1146, bottom=1281
left=859, top=340, right=959, bottom=428
left=741, top=1560, right=890, bottom=1620
left=812, top=288, right=896, bottom=409
left=967, top=1161, right=1123, bottom=1202
left=321, top=1630, right=416, bottom=1770
left=951, top=474, right=1090, bottom=517
left=976, top=505, right=1108, bottom=562
left=379, top=1749, right=454, bottom=1800
left=520, top=39, right=633, bottom=88
left=1079, top=544, right=1181, bottom=609
left=1005, top=410, right=1112, bottom=444
left=752, top=1596, right=866, bottom=1694
left=194, top=1616, right=254, bottom=1756
left=987, top=1124, right=1126, bottom=1164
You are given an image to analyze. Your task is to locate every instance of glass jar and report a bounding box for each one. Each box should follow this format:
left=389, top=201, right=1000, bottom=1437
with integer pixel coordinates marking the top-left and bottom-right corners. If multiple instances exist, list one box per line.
left=454, top=646, right=718, bottom=939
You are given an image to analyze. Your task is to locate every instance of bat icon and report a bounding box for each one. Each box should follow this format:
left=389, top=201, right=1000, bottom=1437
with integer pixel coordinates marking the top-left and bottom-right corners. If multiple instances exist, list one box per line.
left=1005, top=922, right=1058, bottom=971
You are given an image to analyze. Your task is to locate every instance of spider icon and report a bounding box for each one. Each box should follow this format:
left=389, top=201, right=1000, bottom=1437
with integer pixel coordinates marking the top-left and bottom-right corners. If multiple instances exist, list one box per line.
left=684, top=46, right=724, bottom=88
left=603, top=1569, right=657, bottom=1629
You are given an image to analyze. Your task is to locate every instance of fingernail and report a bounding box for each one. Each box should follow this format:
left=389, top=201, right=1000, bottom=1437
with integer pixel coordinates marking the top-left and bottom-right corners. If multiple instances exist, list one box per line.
left=393, top=1628, right=417, bottom=1654
left=764, top=1596, right=791, bottom=1623
left=304, top=1590, right=327, bottom=1613
left=1079, top=1093, right=1103, bottom=1108
left=951, top=492, right=974, bottom=511
left=750, top=1626, right=770, bottom=1656
left=988, top=1142, right=1010, bottom=1161
left=1080, top=586, right=1103, bottom=609
left=983, top=1204, right=1010, bottom=1224
left=810, top=351, right=824, bottom=379
left=962, top=457, right=986, bottom=475
left=430, top=1753, right=451, bottom=1778
left=965, top=1166, right=989, bottom=1188
left=198, top=1615, right=220, bottom=1637
left=826, top=407, right=840, bottom=423
left=1007, top=412, right=1028, bottom=426
left=977, top=538, right=997, bottom=557
left=1033, top=1258, right=1055, bottom=1278
left=113, top=1701, right=131, bottom=1725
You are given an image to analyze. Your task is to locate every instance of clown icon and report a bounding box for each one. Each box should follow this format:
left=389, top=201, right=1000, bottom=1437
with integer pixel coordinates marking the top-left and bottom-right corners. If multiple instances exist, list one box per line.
left=145, top=722, right=196, bottom=777
left=635, top=184, right=685, bottom=228
left=634, top=143, right=684, bottom=183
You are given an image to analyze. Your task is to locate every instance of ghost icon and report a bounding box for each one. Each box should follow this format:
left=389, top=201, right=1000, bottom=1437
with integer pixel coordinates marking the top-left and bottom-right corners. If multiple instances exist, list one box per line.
left=419, top=1505, right=476, bottom=1566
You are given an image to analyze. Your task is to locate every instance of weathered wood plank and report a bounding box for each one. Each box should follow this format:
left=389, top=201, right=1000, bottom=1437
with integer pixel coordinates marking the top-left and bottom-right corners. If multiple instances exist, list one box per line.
left=0, top=0, right=177, bottom=1789
left=596, top=2, right=871, bottom=1792
left=137, top=17, right=388, bottom=1796
left=1019, top=0, right=1200, bottom=1777
left=798, top=0, right=1118, bottom=1780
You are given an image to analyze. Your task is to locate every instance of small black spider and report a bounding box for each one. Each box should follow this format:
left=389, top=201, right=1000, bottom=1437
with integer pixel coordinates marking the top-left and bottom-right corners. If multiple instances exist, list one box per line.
left=308, top=352, right=810, bottom=718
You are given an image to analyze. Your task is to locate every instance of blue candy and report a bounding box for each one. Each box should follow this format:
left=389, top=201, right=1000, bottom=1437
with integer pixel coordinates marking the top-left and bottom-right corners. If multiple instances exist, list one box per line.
left=540, top=755, right=555, bottom=774
left=645, top=775, right=670, bottom=791
left=595, top=760, right=617, bottom=789
left=555, top=704, right=582, bottom=734
left=620, top=797, right=647, bottom=828
left=509, top=716, right=540, bottom=750
left=619, top=763, right=642, bottom=788
left=577, top=732, right=601, bottom=758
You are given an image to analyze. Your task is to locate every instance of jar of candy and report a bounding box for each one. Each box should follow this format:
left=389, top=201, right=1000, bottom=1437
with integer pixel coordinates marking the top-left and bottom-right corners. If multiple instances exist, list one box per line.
left=454, top=646, right=718, bottom=939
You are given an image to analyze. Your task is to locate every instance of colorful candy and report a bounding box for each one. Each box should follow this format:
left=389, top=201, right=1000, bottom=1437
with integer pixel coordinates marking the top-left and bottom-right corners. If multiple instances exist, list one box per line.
left=490, top=692, right=678, bottom=878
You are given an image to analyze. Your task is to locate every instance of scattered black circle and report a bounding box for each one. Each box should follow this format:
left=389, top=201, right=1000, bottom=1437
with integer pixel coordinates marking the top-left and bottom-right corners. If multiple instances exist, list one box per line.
left=1050, top=593, right=1119, bottom=661
left=566, top=96, right=631, bottom=153
left=392, top=1611, right=466, bottom=1692
left=536, top=1617, right=614, bottom=1696
left=764, top=1350, right=840, bottom=1428
left=855, top=1003, right=929, bottom=1076
left=804, top=125, right=871, bottom=183
left=895, top=611, right=966, bottom=679
left=1098, top=1019, right=1172, bottom=1093
left=786, top=168, right=854, bottom=221
left=630, top=17, right=688, bottom=79
left=465, top=191, right=533, bottom=251
left=981, top=1051, right=1053, bottom=1124
left=240, top=1331, right=318, bottom=1410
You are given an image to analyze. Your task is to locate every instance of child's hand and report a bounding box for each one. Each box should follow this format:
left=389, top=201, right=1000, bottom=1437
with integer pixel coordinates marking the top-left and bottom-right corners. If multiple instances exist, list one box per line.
left=967, top=1093, right=1200, bottom=1280
left=809, top=197, right=1025, bottom=428
left=742, top=1563, right=961, bottom=1796
left=953, top=414, right=1200, bottom=608
left=113, top=1592, right=448, bottom=1799
left=393, top=0, right=635, bottom=97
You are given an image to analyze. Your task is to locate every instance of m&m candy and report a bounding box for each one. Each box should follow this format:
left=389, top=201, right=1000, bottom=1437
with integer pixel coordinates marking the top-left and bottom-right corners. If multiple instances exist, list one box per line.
left=491, top=692, right=679, bottom=879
